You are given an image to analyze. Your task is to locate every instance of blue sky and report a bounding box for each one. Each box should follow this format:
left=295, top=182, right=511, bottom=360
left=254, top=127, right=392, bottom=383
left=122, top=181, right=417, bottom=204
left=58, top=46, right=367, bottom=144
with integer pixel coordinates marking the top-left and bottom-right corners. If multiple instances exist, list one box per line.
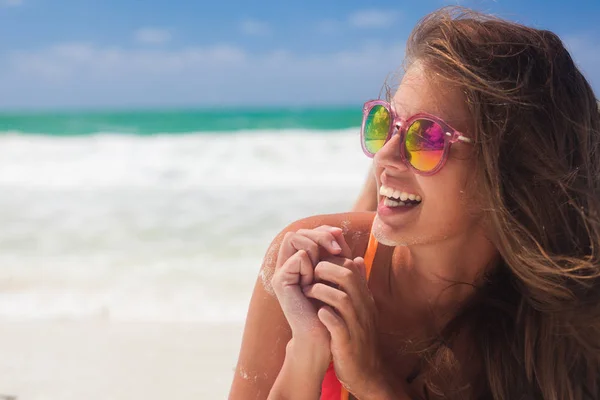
left=0, top=0, right=598, bottom=110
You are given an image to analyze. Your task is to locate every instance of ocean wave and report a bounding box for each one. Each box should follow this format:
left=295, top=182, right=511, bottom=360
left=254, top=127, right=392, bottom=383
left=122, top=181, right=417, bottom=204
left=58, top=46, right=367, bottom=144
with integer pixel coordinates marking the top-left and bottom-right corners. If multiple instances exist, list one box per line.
left=0, top=128, right=373, bottom=323
left=0, top=128, right=369, bottom=189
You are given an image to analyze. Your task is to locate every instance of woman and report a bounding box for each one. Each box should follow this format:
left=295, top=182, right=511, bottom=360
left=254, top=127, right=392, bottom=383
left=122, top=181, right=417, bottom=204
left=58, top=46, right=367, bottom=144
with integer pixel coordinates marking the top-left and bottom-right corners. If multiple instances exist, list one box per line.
left=230, top=7, right=600, bottom=400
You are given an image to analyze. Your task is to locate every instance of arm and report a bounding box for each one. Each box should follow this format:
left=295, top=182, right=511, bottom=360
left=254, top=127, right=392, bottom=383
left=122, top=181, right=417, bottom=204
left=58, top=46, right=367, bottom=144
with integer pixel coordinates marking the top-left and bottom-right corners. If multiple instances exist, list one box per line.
left=352, top=166, right=378, bottom=212
left=267, top=339, right=330, bottom=400
left=228, top=228, right=291, bottom=399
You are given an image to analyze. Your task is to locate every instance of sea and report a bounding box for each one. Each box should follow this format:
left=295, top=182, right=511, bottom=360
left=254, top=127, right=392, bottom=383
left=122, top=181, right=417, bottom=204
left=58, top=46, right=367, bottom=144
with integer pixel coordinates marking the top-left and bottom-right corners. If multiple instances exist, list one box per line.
left=0, top=108, right=372, bottom=325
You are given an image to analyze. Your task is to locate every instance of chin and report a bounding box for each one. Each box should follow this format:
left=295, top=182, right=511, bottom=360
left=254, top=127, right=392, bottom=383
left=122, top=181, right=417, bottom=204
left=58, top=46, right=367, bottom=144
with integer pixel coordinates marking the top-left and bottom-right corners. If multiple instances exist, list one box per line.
left=372, top=215, right=410, bottom=246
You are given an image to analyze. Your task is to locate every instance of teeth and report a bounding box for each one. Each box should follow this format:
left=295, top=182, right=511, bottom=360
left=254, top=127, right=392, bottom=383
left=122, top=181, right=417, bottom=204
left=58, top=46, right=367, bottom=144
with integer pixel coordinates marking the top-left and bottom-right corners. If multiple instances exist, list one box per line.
left=384, top=198, right=399, bottom=207
left=384, top=198, right=411, bottom=208
left=379, top=185, right=422, bottom=203
left=379, top=186, right=394, bottom=197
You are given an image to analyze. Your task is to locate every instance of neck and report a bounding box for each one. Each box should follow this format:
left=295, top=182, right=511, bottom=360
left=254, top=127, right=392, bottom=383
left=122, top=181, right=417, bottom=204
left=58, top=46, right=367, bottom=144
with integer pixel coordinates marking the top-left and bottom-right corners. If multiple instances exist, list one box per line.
left=386, top=230, right=498, bottom=332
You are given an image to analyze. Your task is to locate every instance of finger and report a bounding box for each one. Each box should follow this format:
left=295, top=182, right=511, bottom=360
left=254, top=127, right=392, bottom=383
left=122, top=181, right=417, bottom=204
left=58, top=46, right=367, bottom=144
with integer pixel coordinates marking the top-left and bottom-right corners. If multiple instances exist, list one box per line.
left=271, top=250, right=322, bottom=336
left=351, top=257, right=375, bottom=307
left=316, top=226, right=352, bottom=259
left=314, top=258, right=375, bottom=324
left=276, top=232, right=320, bottom=269
left=313, top=260, right=364, bottom=310
left=317, top=256, right=370, bottom=293
left=318, top=305, right=350, bottom=347
left=354, top=257, right=367, bottom=281
left=303, top=283, right=358, bottom=331
left=296, top=228, right=345, bottom=256
left=272, top=249, right=314, bottom=292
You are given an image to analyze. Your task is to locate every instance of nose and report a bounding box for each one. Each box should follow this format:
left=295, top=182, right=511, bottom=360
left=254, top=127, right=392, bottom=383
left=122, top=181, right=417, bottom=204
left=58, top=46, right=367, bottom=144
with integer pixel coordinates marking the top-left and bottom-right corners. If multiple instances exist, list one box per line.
left=373, top=127, right=410, bottom=173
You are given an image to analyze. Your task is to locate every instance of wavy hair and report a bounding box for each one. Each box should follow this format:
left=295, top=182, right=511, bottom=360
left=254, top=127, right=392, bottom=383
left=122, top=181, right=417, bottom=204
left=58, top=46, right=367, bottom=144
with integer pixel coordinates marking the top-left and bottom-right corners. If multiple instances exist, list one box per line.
left=402, top=7, right=600, bottom=400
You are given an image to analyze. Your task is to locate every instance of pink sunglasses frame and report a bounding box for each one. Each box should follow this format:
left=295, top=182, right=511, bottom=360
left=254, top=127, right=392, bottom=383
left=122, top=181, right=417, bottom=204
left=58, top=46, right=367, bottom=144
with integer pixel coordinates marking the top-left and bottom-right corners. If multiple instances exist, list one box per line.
left=360, top=100, right=473, bottom=176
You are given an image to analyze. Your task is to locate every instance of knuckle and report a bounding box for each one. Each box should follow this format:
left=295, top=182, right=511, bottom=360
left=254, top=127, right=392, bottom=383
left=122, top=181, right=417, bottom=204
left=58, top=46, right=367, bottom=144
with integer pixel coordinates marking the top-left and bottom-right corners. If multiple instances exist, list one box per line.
left=312, top=227, right=331, bottom=237
left=295, top=249, right=306, bottom=258
left=315, top=260, right=329, bottom=270
left=339, top=268, right=353, bottom=281
left=323, top=231, right=335, bottom=242
left=338, top=292, right=351, bottom=308
left=307, top=241, right=319, bottom=253
left=270, top=272, right=281, bottom=287
left=283, top=231, right=295, bottom=242
left=314, top=261, right=323, bottom=272
left=297, top=250, right=311, bottom=263
left=283, top=251, right=301, bottom=267
left=313, top=263, right=324, bottom=278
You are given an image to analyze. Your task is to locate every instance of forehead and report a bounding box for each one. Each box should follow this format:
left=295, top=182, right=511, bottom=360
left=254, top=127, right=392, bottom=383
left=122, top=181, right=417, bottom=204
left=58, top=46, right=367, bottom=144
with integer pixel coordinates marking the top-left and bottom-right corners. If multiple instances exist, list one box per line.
left=392, top=63, right=471, bottom=133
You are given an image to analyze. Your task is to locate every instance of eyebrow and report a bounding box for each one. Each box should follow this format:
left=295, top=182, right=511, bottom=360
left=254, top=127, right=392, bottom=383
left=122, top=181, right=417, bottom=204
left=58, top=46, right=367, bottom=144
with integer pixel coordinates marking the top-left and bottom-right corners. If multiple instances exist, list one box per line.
left=391, top=100, right=451, bottom=121
left=391, top=99, right=471, bottom=136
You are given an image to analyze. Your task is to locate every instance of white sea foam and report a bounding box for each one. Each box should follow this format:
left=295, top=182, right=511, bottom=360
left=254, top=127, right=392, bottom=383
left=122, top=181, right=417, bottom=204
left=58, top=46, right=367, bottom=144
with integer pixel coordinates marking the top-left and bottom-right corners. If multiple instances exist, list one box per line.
left=0, top=129, right=372, bottom=322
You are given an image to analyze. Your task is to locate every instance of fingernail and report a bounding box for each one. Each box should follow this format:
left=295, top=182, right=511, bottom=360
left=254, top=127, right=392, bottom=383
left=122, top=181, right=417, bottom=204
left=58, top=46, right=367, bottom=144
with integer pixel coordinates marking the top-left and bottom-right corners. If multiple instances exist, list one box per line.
left=331, top=240, right=341, bottom=251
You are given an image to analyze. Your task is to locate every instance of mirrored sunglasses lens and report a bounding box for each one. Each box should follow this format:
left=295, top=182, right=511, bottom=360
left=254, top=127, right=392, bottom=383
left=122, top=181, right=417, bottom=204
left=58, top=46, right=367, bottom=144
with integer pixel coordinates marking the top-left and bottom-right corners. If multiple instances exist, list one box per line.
left=363, top=105, right=391, bottom=154
left=405, top=119, right=445, bottom=172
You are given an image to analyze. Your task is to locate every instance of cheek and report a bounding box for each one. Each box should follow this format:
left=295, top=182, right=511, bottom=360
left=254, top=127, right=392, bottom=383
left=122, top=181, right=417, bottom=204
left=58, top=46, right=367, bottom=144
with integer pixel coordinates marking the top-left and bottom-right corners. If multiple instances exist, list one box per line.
left=419, top=171, right=481, bottom=230
left=420, top=195, right=470, bottom=232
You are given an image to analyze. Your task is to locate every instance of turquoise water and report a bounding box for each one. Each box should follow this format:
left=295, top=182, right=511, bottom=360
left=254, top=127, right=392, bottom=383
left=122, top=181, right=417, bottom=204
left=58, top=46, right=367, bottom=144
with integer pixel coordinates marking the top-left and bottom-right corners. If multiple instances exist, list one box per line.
left=0, top=107, right=362, bottom=135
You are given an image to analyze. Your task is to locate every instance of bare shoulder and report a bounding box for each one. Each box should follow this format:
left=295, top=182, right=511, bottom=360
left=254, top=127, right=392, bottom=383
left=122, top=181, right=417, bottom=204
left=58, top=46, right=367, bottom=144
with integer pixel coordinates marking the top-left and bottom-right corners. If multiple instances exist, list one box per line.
left=228, top=212, right=375, bottom=399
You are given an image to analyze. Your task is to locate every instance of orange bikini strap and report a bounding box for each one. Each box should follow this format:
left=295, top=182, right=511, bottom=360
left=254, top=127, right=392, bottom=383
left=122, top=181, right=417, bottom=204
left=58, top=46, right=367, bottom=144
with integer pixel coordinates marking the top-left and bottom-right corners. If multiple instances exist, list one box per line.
left=339, top=230, right=378, bottom=400
left=363, top=229, right=378, bottom=280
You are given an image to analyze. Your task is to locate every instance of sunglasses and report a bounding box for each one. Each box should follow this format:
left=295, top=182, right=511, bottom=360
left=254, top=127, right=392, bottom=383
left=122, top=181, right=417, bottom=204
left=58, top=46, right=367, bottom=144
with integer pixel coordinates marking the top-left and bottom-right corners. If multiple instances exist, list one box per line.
left=360, top=100, right=473, bottom=175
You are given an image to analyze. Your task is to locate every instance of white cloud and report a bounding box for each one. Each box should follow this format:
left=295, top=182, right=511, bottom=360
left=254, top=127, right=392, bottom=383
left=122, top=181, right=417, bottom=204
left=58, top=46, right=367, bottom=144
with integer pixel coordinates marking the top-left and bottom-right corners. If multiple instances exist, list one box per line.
left=348, top=9, right=399, bottom=29
left=240, top=19, right=270, bottom=36
left=134, top=28, right=172, bottom=45
left=0, top=41, right=405, bottom=108
left=2, top=30, right=598, bottom=110
left=2, top=0, right=23, bottom=6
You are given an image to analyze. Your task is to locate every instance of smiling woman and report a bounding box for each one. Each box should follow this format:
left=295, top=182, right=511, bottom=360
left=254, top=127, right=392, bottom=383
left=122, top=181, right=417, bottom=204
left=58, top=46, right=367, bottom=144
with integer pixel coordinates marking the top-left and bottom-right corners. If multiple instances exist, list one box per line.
left=229, top=6, right=600, bottom=400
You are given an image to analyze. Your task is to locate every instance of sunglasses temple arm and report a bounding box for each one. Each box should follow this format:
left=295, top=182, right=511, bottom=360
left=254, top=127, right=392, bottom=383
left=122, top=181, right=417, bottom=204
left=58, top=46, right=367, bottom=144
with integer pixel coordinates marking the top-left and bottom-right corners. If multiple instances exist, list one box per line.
left=445, top=131, right=472, bottom=143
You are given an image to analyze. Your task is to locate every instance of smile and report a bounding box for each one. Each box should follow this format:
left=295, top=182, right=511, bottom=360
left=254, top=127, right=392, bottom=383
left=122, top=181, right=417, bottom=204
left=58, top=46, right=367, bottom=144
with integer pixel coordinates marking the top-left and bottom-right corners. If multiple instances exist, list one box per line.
left=379, top=184, right=422, bottom=208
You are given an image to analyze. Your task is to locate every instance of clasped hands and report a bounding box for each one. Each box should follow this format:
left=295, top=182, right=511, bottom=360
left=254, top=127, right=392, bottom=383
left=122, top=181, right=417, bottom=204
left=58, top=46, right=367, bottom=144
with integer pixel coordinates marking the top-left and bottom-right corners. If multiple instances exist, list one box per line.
left=271, top=225, right=396, bottom=399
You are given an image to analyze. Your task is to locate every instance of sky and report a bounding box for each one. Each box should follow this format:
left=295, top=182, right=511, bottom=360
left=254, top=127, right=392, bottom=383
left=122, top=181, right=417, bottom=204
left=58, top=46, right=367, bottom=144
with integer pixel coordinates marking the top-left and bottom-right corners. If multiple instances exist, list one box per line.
left=0, top=0, right=598, bottom=110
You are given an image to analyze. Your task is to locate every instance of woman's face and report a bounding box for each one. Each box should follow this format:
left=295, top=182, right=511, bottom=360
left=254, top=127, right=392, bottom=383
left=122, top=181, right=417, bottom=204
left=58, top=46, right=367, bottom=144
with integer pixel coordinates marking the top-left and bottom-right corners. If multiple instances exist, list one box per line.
left=372, top=63, right=484, bottom=247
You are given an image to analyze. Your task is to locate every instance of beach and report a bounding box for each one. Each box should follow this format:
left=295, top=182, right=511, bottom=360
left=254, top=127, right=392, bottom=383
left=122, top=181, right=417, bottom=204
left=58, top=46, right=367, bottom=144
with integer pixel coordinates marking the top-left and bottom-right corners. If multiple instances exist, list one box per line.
left=0, top=111, right=371, bottom=399
left=0, top=320, right=244, bottom=399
